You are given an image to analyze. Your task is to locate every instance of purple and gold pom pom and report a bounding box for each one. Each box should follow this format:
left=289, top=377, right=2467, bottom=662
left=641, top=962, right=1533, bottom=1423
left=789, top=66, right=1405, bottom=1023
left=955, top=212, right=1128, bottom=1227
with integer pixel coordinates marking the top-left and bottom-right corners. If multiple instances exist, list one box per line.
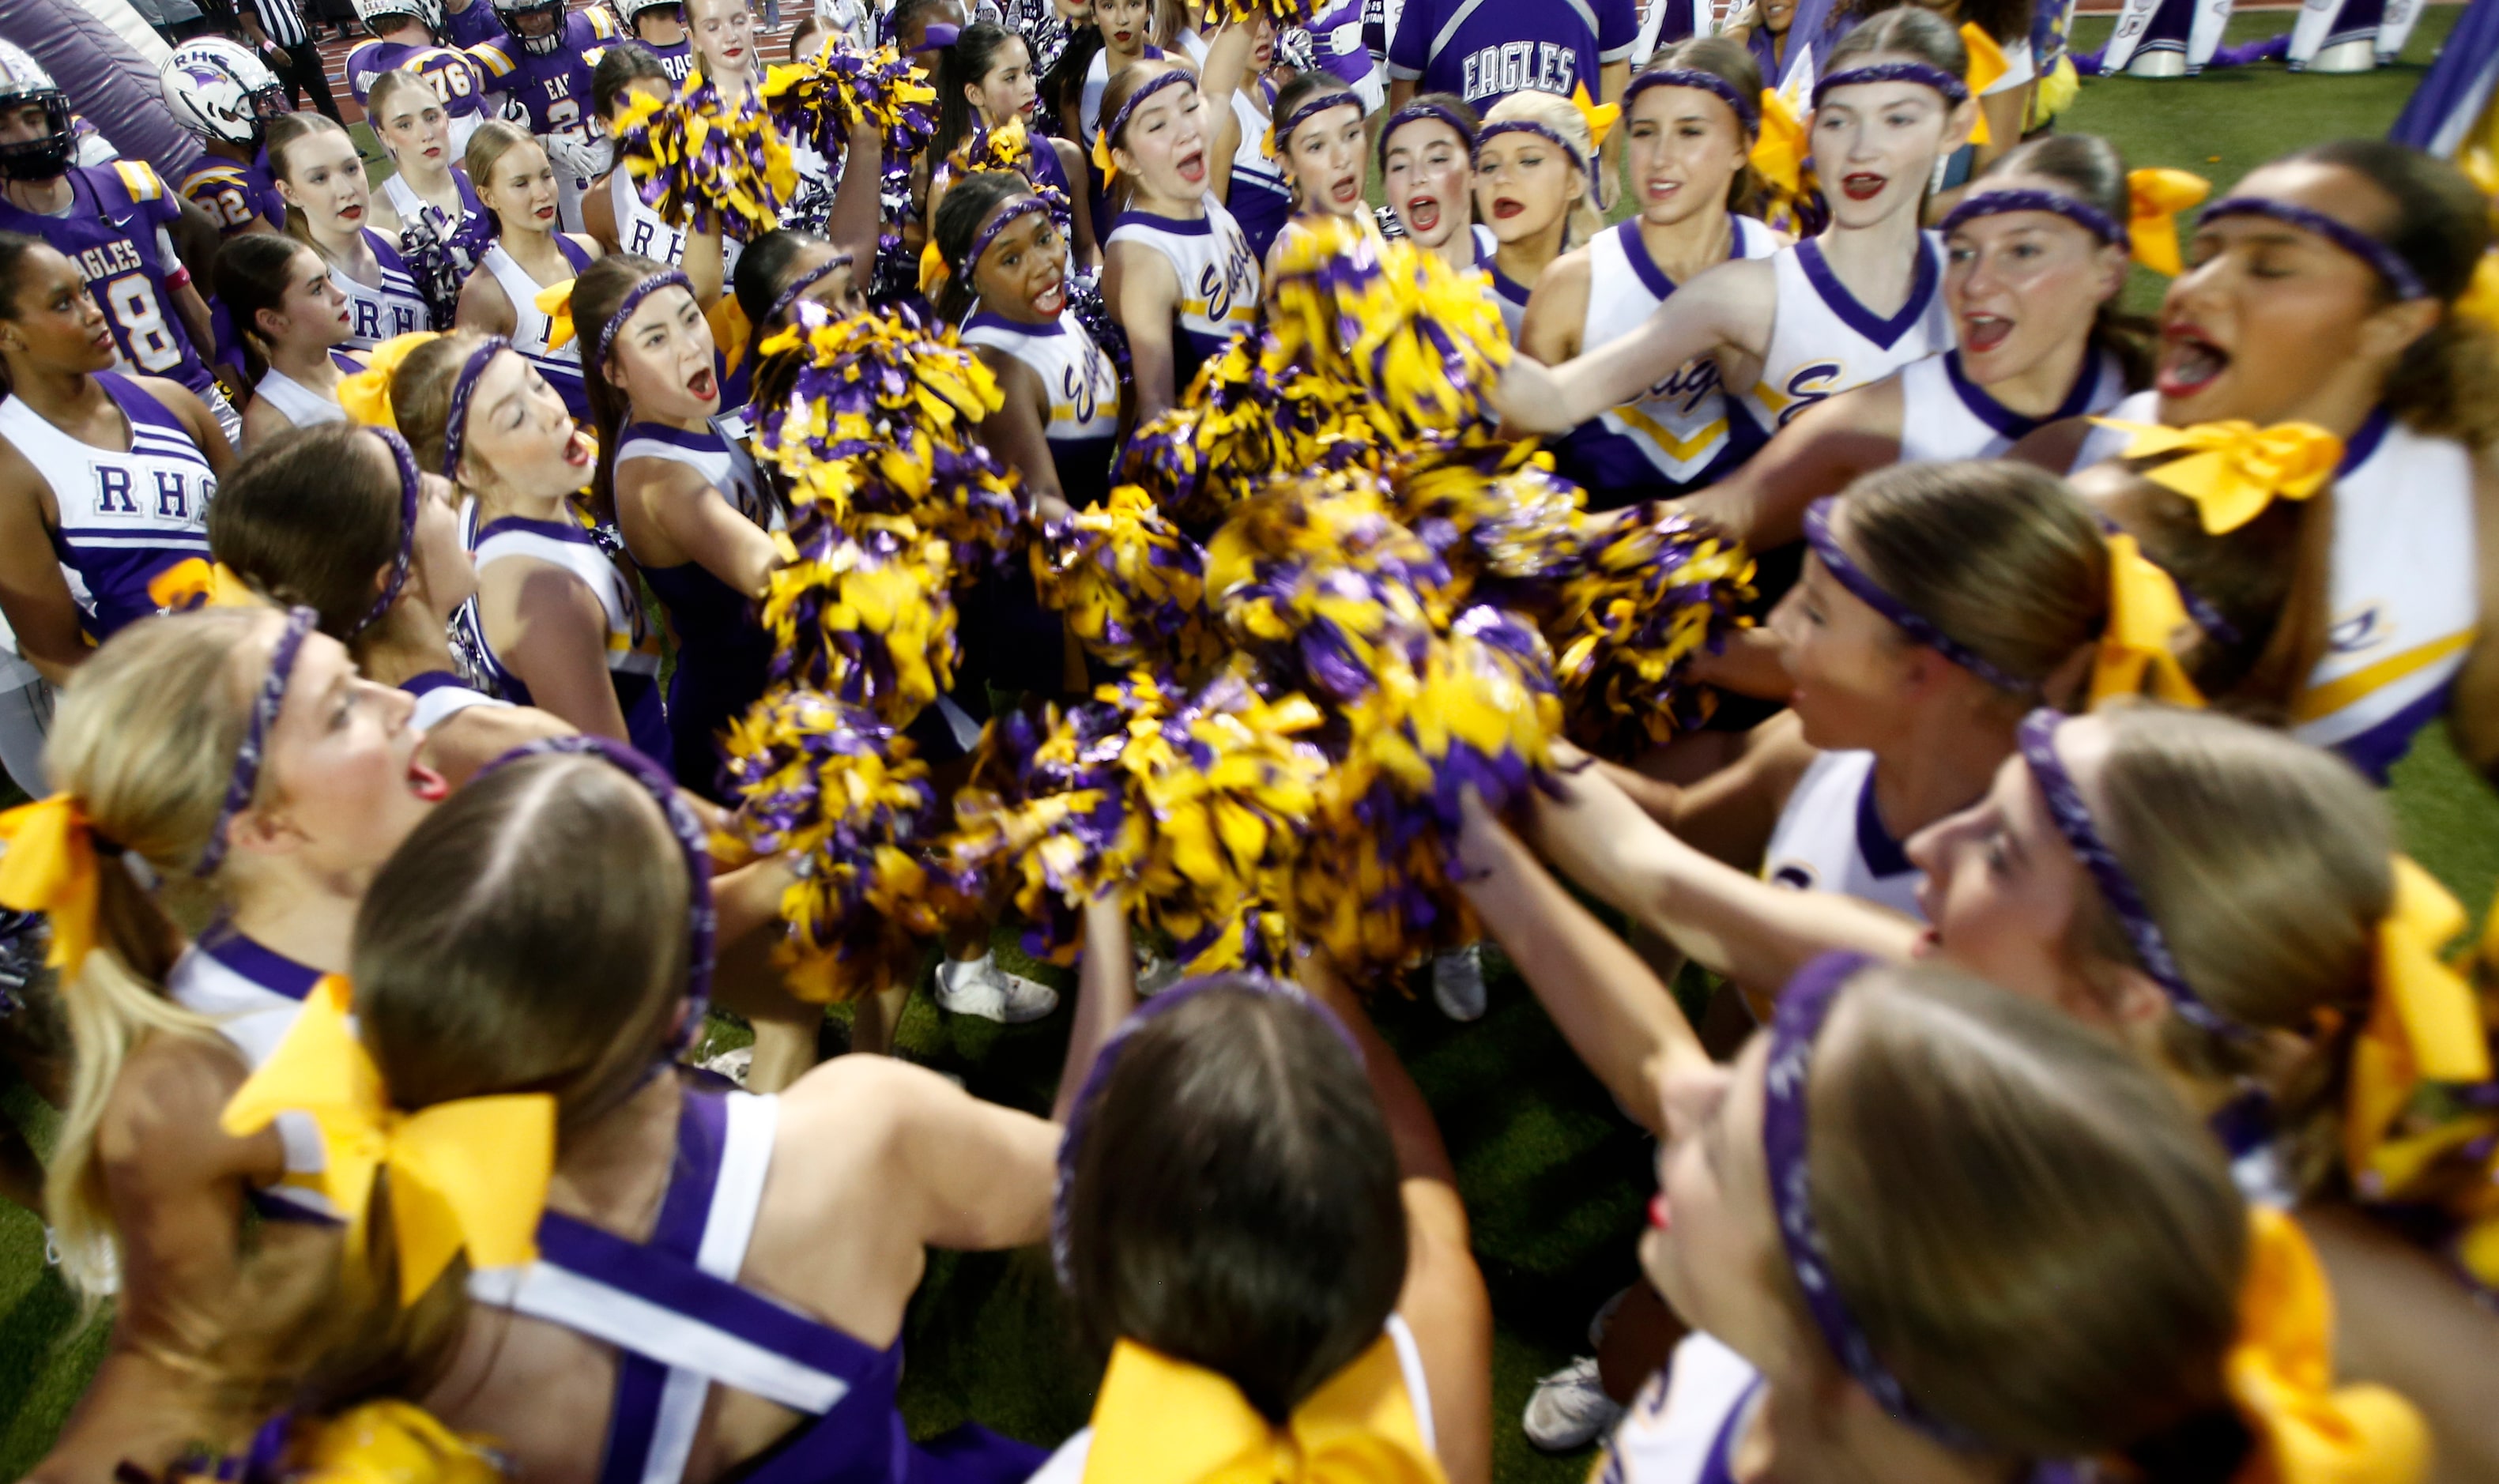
left=722, top=689, right=963, bottom=1004
left=613, top=75, right=800, bottom=239
left=1030, top=485, right=1225, bottom=674
left=1204, top=476, right=1456, bottom=705
left=761, top=43, right=940, bottom=172
left=761, top=516, right=961, bottom=726
left=1119, top=340, right=1377, bottom=525
left=1546, top=503, right=1756, bottom=753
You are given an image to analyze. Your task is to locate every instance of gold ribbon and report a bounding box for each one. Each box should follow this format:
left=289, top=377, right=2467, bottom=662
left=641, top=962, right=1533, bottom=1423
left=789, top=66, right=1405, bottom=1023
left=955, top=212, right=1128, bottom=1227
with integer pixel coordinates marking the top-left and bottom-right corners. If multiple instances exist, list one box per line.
left=2226, top=1206, right=2429, bottom=1484
left=221, top=977, right=557, bottom=1305
left=337, top=331, right=441, bottom=428
left=537, top=278, right=582, bottom=352
left=2089, top=533, right=2206, bottom=708
left=2457, top=250, right=2499, bottom=337
left=1092, top=124, right=1120, bottom=185
left=1082, top=1335, right=1448, bottom=1484
left=0, top=794, right=105, bottom=976
left=1957, top=23, right=2008, bottom=145
left=2087, top=418, right=2342, bottom=534
left=284, top=1399, right=506, bottom=1484
left=710, top=293, right=755, bottom=379
left=2127, top=167, right=2210, bottom=277
left=918, top=236, right=952, bottom=298
left=1568, top=82, right=1619, bottom=150
left=2343, top=858, right=2494, bottom=1197
left=148, top=558, right=266, bottom=613
left=1749, top=89, right=1806, bottom=198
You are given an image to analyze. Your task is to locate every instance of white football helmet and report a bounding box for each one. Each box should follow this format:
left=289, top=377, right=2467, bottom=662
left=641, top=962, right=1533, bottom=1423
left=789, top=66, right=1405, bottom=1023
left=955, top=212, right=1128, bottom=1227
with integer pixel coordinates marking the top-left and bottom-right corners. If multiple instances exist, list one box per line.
left=610, top=0, right=684, bottom=33
left=0, top=42, right=74, bottom=182
left=354, top=0, right=447, bottom=34
left=160, top=38, right=287, bottom=149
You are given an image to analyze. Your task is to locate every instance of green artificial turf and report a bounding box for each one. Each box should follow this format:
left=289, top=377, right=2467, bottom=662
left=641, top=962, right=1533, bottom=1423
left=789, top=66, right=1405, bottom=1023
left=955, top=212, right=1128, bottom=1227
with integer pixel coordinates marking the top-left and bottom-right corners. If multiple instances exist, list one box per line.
left=3, top=10, right=2493, bottom=1477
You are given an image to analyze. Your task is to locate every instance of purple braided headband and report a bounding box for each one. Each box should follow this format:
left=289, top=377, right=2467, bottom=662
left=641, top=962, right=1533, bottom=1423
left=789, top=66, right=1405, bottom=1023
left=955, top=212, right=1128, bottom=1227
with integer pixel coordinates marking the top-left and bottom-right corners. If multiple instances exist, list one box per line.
left=1802, top=498, right=2035, bottom=695
left=1764, top=951, right=1988, bottom=1448
left=1051, top=970, right=1363, bottom=1289
left=1811, top=61, right=1969, bottom=110
left=1940, top=186, right=2127, bottom=250
left=356, top=427, right=424, bottom=637
left=2015, top=710, right=2242, bottom=1038
left=1100, top=66, right=1195, bottom=153
left=194, top=605, right=322, bottom=878
left=476, top=736, right=719, bottom=1049
left=1378, top=100, right=1477, bottom=167
left=764, top=252, right=854, bottom=329
left=2199, top=197, right=2428, bottom=301
left=1624, top=67, right=1758, bottom=133
left=1272, top=89, right=1363, bottom=157
left=1475, top=119, right=1589, bottom=176
left=438, top=335, right=511, bottom=484
left=961, top=195, right=1052, bottom=281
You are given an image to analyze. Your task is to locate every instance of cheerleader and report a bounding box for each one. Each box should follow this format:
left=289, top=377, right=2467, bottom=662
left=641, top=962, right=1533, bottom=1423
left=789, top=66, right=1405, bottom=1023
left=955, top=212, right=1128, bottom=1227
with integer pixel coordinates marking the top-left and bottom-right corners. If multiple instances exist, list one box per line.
left=1207, top=16, right=1291, bottom=263
left=1473, top=89, right=1607, bottom=342
left=1152, top=0, right=1208, bottom=65
left=1522, top=41, right=1785, bottom=507
left=931, top=24, right=1102, bottom=270
left=585, top=46, right=699, bottom=267
left=208, top=420, right=572, bottom=785
left=1036, top=906, right=1494, bottom=1484
left=1453, top=831, right=2406, bottom=1484
left=1496, top=9, right=1972, bottom=445
left=576, top=255, right=778, bottom=797
left=366, top=70, right=491, bottom=280
left=721, top=228, right=870, bottom=412
left=1080, top=0, right=1166, bottom=146
left=266, top=115, right=435, bottom=353
left=390, top=331, right=669, bottom=758
left=1378, top=92, right=1483, bottom=273
left=1100, top=40, right=1260, bottom=418
left=455, top=121, right=605, bottom=421
left=235, top=743, right=1057, bottom=1483
left=2044, top=140, right=2499, bottom=786
left=933, top=173, right=1121, bottom=510
left=1261, top=71, right=1372, bottom=274
left=1513, top=705, right=2499, bottom=1479
left=213, top=233, right=364, bottom=450
left=687, top=0, right=767, bottom=103
left=4, top=602, right=445, bottom=1481
left=342, top=0, right=494, bottom=153
left=1690, top=133, right=2146, bottom=552
left=0, top=234, right=232, bottom=670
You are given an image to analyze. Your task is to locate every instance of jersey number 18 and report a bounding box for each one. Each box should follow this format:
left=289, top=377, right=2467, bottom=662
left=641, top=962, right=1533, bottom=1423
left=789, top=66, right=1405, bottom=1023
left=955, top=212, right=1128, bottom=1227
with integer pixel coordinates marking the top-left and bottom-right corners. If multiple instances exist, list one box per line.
left=103, top=277, right=183, bottom=375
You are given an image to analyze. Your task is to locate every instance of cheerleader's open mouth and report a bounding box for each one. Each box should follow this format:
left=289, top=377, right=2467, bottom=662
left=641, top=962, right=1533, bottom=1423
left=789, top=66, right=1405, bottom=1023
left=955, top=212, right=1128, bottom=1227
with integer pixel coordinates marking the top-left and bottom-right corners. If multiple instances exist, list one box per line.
left=687, top=364, right=718, bottom=402
left=1401, top=193, right=1442, bottom=233
left=2157, top=324, right=2228, bottom=397
left=563, top=428, right=594, bottom=467
left=1175, top=145, right=1206, bottom=185
left=535, top=204, right=557, bottom=221
left=1031, top=270, right=1065, bottom=315
left=407, top=755, right=449, bottom=802
left=1961, top=311, right=2014, bottom=353
left=1645, top=174, right=1683, bottom=205
left=1327, top=173, right=1361, bottom=207
left=340, top=201, right=364, bottom=222
left=1491, top=195, right=1525, bottom=220
left=1839, top=171, right=1886, bottom=202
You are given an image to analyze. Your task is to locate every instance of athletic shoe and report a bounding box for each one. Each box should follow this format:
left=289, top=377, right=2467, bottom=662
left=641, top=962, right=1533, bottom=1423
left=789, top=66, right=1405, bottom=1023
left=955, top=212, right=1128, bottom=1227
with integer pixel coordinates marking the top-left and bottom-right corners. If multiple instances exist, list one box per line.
left=1432, top=944, right=1487, bottom=1022
left=934, top=954, right=1059, bottom=1024
left=1523, top=1357, right=1623, bottom=1452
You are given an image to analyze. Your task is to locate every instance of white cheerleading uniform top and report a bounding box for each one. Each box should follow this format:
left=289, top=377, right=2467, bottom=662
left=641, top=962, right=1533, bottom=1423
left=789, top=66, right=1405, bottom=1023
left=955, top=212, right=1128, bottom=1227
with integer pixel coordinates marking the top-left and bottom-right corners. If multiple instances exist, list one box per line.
left=1759, top=749, right=1927, bottom=921
left=380, top=169, right=489, bottom=274
left=165, top=928, right=336, bottom=1218
left=1476, top=224, right=1530, bottom=345
left=2075, top=394, right=2480, bottom=783
left=332, top=228, right=432, bottom=350
left=1597, top=1332, right=1764, bottom=1484
left=1104, top=194, right=1261, bottom=375
left=1578, top=215, right=1783, bottom=484
left=251, top=349, right=363, bottom=432
left=464, top=503, right=662, bottom=684
left=401, top=669, right=513, bottom=731
left=0, top=371, right=214, bottom=637
left=1025, top=1315, right=1439, bottom=1484
left=614, top=417, right=775, bottom=529
left=477, top=239, right=593, bottom=415
left=1738, top=233, right=1952, bottom=437
left=603, top=168, right=744, bottom=282
left=1894, top=346, right=2126, bottom=462
left=959, top=309, right=1121, bottom=505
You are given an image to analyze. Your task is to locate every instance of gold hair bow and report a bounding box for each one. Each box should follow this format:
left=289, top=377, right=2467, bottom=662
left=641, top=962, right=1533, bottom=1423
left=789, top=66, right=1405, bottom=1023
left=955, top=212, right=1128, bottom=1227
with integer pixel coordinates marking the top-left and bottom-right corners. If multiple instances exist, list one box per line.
left=337, top=331, right=442, bottom=428
left=1082, top=1335, right=1448, bottom=1484
left=918, top=237, right=952, bottom=297
left=2343, top=858, right=2494, bottom=1198
left=221, top=978, right=556, bottom=1305
left=1092, top=125, right=1121, bottom=185
left=537, top=279, right=582, bottom=352
left=1568, top=82, right=1619, bottom=150
left=2088, top=533, right=2205, bottom=708
left=1750, top=88, right=1806, bottom=198
left=1958, top=22, right=2007, bottom=145
left=282, top=1399, right=506, bottom=1484
left=148, top=558, right=266, bottom=613
left=2226, top=1206, right=2429, bottom=1484
left=2087, top=418, right=2342, bottom=535
left=2126, top=168, right=2210, bottom=277
left=710, top=294, right=756, bottom=379
left=0, top=794, right=107, bottom=977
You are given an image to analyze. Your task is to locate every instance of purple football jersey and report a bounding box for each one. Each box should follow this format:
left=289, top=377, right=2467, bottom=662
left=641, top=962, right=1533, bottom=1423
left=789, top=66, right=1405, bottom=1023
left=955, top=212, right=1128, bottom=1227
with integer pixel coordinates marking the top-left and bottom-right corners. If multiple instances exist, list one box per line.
left=1385, top=0, right=1636, bottom=108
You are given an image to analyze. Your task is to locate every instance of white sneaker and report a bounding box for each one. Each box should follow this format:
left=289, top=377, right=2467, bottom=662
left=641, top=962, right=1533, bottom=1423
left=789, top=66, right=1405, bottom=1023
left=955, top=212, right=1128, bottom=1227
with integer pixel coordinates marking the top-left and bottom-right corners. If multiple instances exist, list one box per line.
left=934, top=954, right=1059, bottom=1024
left=1523, top=1356, right=1623, bottom=1452
left=1136, top=950, right=1184, bottom=997
left=699, top=1046, right=753, bottom=1087
left=1432, top=944, right=1487, bottom=1022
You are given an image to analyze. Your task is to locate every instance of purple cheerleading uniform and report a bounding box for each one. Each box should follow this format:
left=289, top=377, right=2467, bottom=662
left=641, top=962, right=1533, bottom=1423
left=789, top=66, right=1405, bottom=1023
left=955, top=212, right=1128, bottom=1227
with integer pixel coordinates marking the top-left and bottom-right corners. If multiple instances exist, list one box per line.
left=0, top=162, right=220, bottom=409
left=1385, top=0, right=1636, bottom=108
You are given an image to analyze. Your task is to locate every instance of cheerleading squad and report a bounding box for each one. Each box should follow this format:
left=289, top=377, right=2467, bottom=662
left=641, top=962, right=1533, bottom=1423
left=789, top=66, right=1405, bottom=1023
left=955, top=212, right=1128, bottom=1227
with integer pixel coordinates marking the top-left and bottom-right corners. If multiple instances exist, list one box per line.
left=0, top=1, right=2494, bottom=1483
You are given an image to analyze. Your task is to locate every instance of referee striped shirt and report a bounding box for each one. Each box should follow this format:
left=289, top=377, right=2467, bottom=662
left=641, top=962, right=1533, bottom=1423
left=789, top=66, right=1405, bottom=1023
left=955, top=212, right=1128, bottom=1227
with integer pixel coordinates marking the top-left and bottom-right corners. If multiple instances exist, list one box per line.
left=248, top=0, right=311, bottom=49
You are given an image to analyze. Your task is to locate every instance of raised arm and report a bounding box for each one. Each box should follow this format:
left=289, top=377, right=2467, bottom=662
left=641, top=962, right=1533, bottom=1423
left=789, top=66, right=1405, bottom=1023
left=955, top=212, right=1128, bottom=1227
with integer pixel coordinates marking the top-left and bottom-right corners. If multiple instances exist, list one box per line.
left=826, top=121, right=887, bottom=272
